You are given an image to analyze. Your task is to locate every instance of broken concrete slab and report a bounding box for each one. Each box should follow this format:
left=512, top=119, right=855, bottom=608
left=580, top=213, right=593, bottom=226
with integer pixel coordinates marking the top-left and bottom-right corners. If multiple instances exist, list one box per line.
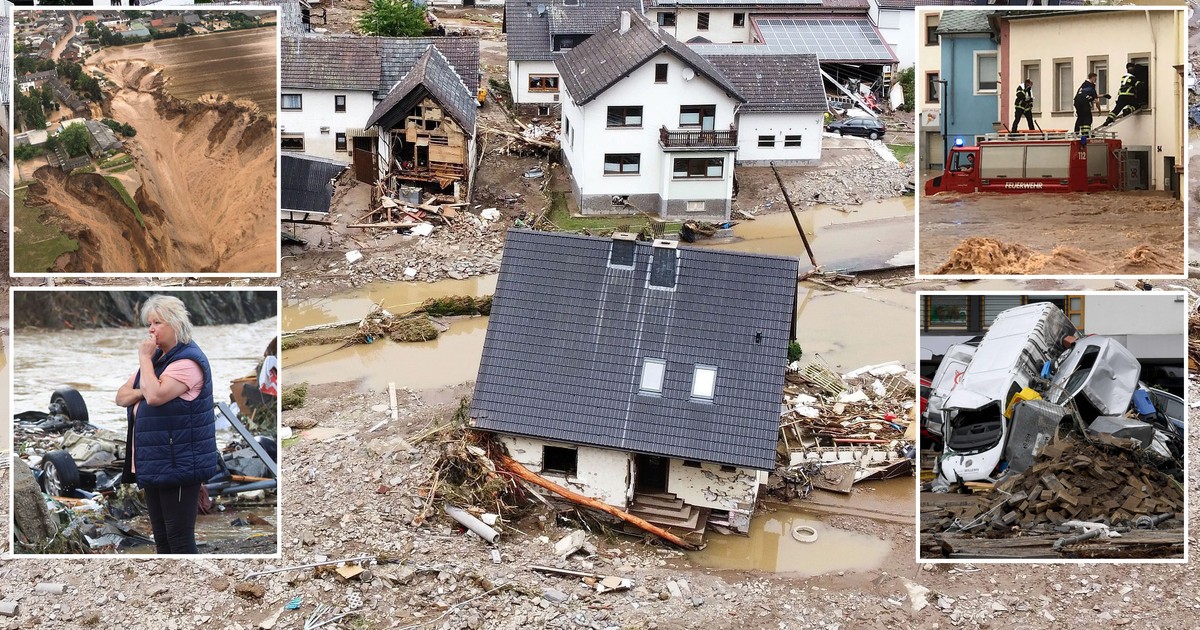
left=553, top=529, right=586, bottom=557
left=542, top=588, right=569, bottom=604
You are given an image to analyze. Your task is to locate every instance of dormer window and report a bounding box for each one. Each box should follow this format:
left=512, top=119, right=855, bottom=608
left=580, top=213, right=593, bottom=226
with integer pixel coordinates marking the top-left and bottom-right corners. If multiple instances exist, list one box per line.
left=691, top=365, right=716, bottom=400
left=640, top=358, right=666, bottom=394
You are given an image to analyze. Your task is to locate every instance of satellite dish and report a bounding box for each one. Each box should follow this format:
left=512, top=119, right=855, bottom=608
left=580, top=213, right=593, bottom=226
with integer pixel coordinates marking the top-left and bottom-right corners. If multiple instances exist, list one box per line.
left=682, top=67, right=695, bottom=81
left=536, top=4, right=546, bottom=14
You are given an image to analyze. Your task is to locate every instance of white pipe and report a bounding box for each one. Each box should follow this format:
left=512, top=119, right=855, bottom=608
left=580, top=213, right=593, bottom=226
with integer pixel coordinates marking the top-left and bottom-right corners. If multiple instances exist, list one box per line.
left=445, top=504, right=501, bottom=544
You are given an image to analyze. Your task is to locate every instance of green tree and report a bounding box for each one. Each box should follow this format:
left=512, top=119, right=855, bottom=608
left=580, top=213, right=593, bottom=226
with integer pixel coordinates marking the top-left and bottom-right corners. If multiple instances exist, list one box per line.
left=58, top=123, right=91, bottom=158
left=357, top=0, right=429, bottom=37
left=19, top=92, right=46, bottom=131
left=86, top=21, right=100, bottom=40
left=896, top=66, right=915, bottom=112
left=176, top=23, right=194, bottom=37
left=40, top=82, right=54, bottom=111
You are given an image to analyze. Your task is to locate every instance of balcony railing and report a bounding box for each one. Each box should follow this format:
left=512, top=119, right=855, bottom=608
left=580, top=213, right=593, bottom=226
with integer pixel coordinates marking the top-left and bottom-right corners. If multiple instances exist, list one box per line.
left=659, top=126, right=738, bottom=149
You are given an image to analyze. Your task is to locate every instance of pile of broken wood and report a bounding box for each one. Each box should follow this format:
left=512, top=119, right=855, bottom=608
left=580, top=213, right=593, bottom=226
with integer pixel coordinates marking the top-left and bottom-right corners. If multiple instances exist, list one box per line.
left=352, top=182, right=469, bottom=231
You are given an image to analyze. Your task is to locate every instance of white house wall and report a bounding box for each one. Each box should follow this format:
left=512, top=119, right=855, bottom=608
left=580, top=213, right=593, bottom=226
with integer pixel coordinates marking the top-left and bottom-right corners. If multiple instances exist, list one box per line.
left=510, top=59, right=561, bottom=105
left=500, top=436, right=632, bottom=508
left=878, top=8, right=915, bottom=69
left=279, top=88, right=376, bottom=163
left=665, top=459, right=759, bottom=515
left=736, top=111, right=823, bottom=164
left=647, top=8, right=754, bottom=44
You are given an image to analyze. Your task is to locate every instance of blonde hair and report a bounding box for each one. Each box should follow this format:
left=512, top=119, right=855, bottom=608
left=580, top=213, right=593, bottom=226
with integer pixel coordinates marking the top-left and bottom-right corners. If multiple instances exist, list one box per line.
left=140, top=295, right=193, bottom=345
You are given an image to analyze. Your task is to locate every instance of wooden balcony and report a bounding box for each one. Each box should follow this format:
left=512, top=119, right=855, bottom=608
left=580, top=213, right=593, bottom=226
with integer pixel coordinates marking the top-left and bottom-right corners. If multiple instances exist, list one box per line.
left=659, top=127, right=738, bottom=150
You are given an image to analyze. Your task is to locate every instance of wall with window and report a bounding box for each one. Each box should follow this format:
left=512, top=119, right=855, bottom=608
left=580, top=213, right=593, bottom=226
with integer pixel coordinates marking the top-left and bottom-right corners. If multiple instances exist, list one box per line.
left=500, top=436, right=632, bottom=508
left=939, top=33, right=999, bottom=150
left=735, top=111, right=823, bottom=164
left=1002, top=10, right=1183, bottom=190
left=665, top=459, right=760, bottom=531
left=279, top=88, right=376, bottom=162
left=875, top=7, right=915, bottom=69
left=645, top=8, right=752, bottom=44
left=509, top=59, right=562, bottom=105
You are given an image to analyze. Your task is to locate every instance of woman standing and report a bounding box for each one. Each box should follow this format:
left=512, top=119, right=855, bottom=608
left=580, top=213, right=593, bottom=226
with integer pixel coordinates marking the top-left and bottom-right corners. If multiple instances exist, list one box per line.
left=116, top=295, right=220, bottom=554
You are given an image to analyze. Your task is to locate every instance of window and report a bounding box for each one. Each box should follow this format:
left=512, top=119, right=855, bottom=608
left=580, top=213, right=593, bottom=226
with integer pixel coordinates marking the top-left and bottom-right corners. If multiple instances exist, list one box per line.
left=334, top=94, right=346, bottom=112
left=757, top=134, right=775, bottom=148
left=657, top=12, right=675, bottom=27
left=335, top=133, right=346, bottom=152
left=1020, top=62, right=1040, bottom=112
left=606, top=105, right=643, bottom=127
left=1087, top=58, right=1107, bottom=107
left=925, top=296, right=968, bottom=329
left=925, top=14, right=939, bottom=46
left=720, top=465, right=737, bottom=473
left=733, top=13, right=745, bottom=27
left=926, top=72, right=940, bottom=103
left=1054, top=60, right=1073, bottom=112
left=686, top=201, right=705, bottom=213
left=610, top=238, right=635, bottom=266
left=640, top=358, right=666, bottom=393
left=679, top=105, right=716, bottom=129
left=697, top=12, right=709, bottom=30
left=603, top=153, right=640, bottom=174
left=691, top=365, right=717, bottom=400
left=1128, top=55, right=1149, bottom=109
left=528, top=75, right=559, bottom=92
left=281, top=133, right=304, bottom=151
left=974, top=52, right=997, bottom=93
left=542, top=446, right=578, bottom=476
left=684, top=460, right=702, bottom=468
left=655, top=63, right=668, bottom=83
left=537, top=105, right=552, bottom=116
left=281, top=93, right=302, bottom=110
left=784, top=135, right=802, bottom=147
left=673, top=157, right=723, bottom=179
left=649, top=243, right=678, bottom=289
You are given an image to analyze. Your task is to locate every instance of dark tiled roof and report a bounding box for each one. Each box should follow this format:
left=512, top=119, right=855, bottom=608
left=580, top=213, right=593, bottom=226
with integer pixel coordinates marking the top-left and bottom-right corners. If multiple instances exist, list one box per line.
left=936, top=10, right=995, bottom=34
left=556, top=12, right=744, bottom=105
left=646, top=0, right=869, bottom=8
left=366, top=45, right=477, bottom=135
left=281, top=154, right=346, bottom=214
left=704, top=54, right=824, bottom=112
left=547, top=0, right=642, bottom=34
left=281, top=35, right=480, bottom=94
left=471, top=230, right=798, bottom=471
left=505, top=0, right=554, bottom=61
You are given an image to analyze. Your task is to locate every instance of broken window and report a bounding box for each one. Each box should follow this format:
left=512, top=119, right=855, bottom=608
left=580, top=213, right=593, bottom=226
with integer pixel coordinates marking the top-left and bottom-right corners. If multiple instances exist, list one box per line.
left=528, top=75, right=559, bottom=92
left=672, top=157, right=723, bottom=179
left=733, top=13, right=745, bottom=27
left=655, top=63, right=668, bottom=84
left=784, top=135, right=802, bottom=148
left=603, top=153, right=640, bottom=175
left=691, top=365, right=717, bottom=400
left=657, top=12, right=675, bottom=27
left=640, top=358, right=666, bottom=394
left=606, top=106, right=643, bottom=127
left=334, top=94, right=346, bottom=112
left=757, top=135, right=775, bottom=148
left=697, top=12, right=709, bottom=30
left=280, top=133, right=304, bottom=152
left=281, top=93, right=302, bottom=110
left=335, top=133, right=346, bottom=152
left=537, top=105, right=552, bottom=116
left=542, top=446, right=578, bottom=476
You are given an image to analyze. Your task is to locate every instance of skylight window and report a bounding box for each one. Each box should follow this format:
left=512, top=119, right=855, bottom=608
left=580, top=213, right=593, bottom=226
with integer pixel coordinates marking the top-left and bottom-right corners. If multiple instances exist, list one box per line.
left=691, top=365, right=717, bottom=400
left=640, top=358, right=666, bottom=394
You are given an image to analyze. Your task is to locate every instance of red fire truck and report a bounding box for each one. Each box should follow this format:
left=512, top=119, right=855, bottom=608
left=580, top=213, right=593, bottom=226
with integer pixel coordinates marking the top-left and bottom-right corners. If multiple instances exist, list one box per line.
left=924, top=131, right=1123, bottom=195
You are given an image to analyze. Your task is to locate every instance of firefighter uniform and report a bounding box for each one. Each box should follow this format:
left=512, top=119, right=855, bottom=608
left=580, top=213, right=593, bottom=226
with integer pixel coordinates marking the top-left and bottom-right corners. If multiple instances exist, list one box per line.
left=1104, top=72, right=1141, bottom=126
left=1073, top=80, right=1099, bottom=134
left=1012, top=83, right=1034, bottom=132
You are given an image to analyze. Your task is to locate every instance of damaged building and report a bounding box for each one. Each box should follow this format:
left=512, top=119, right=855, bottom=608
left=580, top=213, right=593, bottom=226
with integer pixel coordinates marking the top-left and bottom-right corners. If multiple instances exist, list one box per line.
left=470, top=230, right=799, bottom=538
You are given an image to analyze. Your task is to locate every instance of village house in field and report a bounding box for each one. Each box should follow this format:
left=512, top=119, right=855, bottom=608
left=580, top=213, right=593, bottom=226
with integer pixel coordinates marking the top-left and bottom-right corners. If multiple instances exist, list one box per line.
left=471, top=230, right=798, bottom=537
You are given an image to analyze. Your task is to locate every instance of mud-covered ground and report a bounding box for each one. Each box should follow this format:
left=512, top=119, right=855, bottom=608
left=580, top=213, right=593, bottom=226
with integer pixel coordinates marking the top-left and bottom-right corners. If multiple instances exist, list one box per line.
left=919, top=191, right=1184, bottom=275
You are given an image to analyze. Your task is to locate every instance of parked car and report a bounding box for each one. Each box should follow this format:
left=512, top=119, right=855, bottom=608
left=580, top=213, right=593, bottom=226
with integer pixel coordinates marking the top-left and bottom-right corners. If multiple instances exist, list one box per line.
left=825, top=117, right=887, bottom=140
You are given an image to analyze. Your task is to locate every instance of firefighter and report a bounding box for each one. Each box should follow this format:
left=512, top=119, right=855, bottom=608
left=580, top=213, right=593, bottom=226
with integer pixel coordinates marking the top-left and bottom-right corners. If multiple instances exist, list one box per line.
left=1102, top=63, right=1141, bottom=127
left=1012, top=79, right=1034, bottom=132
left=1073, top=73, right=1108, bottom=135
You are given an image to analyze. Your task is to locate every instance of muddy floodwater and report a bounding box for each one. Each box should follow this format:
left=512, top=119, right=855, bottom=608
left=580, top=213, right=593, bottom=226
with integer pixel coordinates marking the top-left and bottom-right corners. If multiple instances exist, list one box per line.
left=919, top=191, right=1184, bottom=275
left=89, top=28, right=277, bottom=111
left=13, top=319, right=278, bottom=433
left=125, top=506, right=277, bottom=554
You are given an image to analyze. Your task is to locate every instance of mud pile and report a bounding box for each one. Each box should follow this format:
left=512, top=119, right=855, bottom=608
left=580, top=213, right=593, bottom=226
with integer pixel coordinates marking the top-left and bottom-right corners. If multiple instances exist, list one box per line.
left=934, top=237, right=1179, bottom=275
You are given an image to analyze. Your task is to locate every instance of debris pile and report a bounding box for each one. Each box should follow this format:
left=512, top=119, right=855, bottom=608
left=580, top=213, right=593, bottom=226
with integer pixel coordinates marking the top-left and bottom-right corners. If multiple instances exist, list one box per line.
left=794, top=162, right=915, bottom=206
left=282, top=296, right=492, bottom=350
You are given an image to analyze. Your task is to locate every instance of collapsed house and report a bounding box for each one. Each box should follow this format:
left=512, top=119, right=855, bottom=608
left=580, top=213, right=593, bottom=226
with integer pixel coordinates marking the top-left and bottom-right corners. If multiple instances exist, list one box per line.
left=470, top=230, right=799, bottom=538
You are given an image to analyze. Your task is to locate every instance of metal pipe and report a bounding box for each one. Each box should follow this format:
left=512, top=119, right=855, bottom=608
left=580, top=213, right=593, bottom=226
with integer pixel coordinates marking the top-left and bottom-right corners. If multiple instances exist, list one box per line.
left=444, top=504, right=501, bottom=544
left=243, top=555, right=376, bottom=580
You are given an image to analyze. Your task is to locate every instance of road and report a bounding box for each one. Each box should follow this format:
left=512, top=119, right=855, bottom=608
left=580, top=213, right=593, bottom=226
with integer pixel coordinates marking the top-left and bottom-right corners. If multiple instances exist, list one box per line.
left=49, top=13, right=79, bottom=61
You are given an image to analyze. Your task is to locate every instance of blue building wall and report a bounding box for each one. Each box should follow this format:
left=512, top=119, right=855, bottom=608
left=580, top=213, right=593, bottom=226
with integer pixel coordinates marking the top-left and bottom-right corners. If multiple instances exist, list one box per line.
left=940, top=34, right=998, bottom=152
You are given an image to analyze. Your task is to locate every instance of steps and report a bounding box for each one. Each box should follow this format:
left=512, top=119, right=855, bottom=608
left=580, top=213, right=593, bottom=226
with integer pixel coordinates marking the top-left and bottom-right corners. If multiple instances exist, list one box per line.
left=625, top=492, right=709, bottom=545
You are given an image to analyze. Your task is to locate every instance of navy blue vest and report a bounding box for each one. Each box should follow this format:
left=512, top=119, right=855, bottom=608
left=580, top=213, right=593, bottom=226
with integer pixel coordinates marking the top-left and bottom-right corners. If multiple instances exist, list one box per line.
left=125, top=341, right=220, bottom=488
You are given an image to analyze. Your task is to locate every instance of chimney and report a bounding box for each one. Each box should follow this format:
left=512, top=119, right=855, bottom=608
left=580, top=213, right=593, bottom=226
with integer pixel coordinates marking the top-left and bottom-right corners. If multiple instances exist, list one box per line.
left=619, top=10, right=631, bottom=34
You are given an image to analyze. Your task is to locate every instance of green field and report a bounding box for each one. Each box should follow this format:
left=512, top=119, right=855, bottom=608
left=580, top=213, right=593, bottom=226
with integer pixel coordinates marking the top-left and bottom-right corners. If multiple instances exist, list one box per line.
left=545, top=191, right=682, bottom=234
left=888, top=144, right=914, bottom=164
left=103, top=176, right=145, bottom=228
left=13, top=187, right=79, bottom=273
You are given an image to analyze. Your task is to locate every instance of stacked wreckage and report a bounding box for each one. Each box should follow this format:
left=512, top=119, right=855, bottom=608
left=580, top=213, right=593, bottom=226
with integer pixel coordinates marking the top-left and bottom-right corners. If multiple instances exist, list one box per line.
left=920, top=303, right=1184, bottom=559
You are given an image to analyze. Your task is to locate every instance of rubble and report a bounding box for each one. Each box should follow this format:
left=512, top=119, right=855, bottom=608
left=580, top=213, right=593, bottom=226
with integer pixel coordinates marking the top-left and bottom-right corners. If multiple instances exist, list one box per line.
left=774, top=161, right=914, bottom=209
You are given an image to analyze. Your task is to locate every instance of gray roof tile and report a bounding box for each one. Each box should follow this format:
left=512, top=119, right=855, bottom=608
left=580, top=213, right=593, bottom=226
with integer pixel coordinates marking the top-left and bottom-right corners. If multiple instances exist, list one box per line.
left=704, top=53, right=824, bottom=112
left=366, top=45, right=477, bottom=134
left=281, top=35, right=480, bottom=94
left=470, top=230, right=798, bottom=471
left=936, top=10, right=995, bottom=34
left=282, top=154, right=347, bottom=214
left=556, top=11, right=745, bottom=105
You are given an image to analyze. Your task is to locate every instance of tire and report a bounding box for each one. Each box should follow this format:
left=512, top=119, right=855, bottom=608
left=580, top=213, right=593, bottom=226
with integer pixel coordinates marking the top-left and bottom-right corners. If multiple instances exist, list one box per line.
left=868, top=131, right=880, bottom=140
left=41, top=450, right=81, bottom=497
left=51, top=388, right=88, bottom=423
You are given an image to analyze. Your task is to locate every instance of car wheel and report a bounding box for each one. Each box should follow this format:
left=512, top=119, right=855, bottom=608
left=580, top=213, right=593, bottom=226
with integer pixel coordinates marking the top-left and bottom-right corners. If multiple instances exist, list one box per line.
left=51, top=388, right=89, bottom=423
left=869, top=131, right=880, bottom=140
left=41, top=450, right=81, bottom=497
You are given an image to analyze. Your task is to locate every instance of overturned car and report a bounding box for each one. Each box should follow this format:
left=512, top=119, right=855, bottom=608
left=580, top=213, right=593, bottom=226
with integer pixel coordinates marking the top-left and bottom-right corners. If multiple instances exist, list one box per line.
left=927, top=302, right=1183, bottom=487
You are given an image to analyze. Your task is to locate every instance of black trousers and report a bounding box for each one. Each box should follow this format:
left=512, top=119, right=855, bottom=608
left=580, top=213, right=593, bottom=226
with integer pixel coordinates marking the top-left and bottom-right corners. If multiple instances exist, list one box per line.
left=1106, top=96, right=1137, bottom=123
left=1074, top=108, right=1092, bottom=133
left=145, top=484, right=201, bottom=554
left=1012, top=110, right=1034, bottom=131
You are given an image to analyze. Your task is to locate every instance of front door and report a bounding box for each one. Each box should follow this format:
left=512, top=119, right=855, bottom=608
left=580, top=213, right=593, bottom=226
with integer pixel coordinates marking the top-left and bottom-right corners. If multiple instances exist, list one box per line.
left=352, top=137, right=375, bottom=183
left=634, top=454, right=669, bottom=494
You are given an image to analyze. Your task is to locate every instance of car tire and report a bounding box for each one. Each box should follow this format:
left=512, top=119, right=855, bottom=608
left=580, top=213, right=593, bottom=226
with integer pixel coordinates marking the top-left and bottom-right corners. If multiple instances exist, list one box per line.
left=51, top=388, right=89, bottom=423
left=868, top=131, right=880, bottom=140
left=41, top=450, right=81, bottom=497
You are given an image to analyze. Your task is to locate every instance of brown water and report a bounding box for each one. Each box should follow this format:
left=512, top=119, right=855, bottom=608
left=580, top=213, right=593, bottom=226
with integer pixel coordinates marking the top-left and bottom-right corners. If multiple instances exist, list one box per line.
left=691, top=506, right=892, bottom=575
left=794, top=285, right=915, bottom=373
left=90, top=27, right=277, bottom=111
left=126, top=506, right=277, bottom=554
left=283, top=275, right=499, bottom=330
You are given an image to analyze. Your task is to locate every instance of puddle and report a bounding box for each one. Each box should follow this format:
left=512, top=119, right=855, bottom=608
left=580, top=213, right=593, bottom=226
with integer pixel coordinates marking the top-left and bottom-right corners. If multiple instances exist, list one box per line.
left=691, top=509, right=891, bottom=575
left=125, top=506, right=277, bottom=554
left=283, top=275, right=498, bottom=330
left=794, top=285, right=915, bottom=373
left=791, top=478, right=916, bottom=522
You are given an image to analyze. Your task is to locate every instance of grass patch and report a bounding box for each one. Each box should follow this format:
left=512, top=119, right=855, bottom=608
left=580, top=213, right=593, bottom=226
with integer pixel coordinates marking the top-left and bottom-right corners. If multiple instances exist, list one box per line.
left=281, top=383, right=308, bottom=411
left=888, top=144, right=914, bottom=164
left=71, top=165, right=96, bottom=174
left=13, top=187, right=79, bottom=273
left=545, top=191, right=683, bottom=234
left=106, top=163, right=136, bottom=174
left=418, top=295, right=492, bottom=316
left=100, top=154, right=132, bottom=169
left=389, top=317, right=439, bottom=342
left=103, top=175, right=145, bottom=228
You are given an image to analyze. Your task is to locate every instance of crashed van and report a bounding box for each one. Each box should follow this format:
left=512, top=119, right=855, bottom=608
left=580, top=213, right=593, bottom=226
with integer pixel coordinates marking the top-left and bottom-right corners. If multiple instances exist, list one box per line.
left=932, top=302, right=1184, bottom=486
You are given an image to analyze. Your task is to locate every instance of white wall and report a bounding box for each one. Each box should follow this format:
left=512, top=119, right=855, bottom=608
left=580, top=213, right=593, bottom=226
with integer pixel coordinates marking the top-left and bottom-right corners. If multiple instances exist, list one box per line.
left=736, top=111, right=823, bottom=163
left=1085, top=294, right=1186, bottom=360
left=565, top=50, right=739, bottom=201
left=660, top=150, right=735, bottom=202
left=500, top=436, right=632, bottom=508
left=510, top=59, right=561, bottom=105
left=666, top=459, right=759, bottom=513
left=647, top=8, right=753, bottom=44
left=279, top=88, right=376, bottom=163
left=878, top=8, right=914, bottom=70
